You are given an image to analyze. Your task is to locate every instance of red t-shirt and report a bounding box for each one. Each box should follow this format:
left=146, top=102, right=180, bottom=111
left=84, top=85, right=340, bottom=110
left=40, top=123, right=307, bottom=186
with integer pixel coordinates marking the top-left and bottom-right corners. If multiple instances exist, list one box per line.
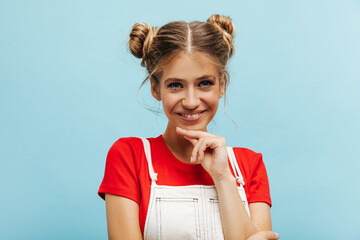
left=98, top=135, right=272, bottom=233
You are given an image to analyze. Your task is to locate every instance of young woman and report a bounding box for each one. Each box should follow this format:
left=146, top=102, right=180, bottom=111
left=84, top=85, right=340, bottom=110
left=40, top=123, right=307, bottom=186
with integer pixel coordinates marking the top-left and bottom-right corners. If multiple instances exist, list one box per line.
left=98, top=15, right=279, bottom=240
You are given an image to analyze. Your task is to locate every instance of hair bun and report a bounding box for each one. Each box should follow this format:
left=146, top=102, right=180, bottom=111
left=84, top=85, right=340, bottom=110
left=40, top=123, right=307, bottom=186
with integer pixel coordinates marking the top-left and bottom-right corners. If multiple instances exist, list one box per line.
left=129, top=23, right=158, bottom=66
left=207, top=14, right=235, bottom=38
left=207, top=14, right=235, bottom=57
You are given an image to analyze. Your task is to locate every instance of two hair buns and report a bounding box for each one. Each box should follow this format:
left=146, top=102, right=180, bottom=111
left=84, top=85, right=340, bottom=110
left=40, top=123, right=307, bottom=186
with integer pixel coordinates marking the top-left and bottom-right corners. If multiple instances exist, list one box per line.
left=129, top=14, right=235, bottom=65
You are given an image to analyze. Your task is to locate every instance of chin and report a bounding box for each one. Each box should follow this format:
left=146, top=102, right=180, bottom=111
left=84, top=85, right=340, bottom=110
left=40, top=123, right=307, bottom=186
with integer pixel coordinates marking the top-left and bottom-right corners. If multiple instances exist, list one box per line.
left=177, top=123, right=208, bottom=131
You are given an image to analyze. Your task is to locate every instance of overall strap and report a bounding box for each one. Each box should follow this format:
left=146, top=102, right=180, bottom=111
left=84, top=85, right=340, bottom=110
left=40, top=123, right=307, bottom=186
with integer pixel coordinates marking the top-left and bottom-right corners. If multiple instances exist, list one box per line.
left=141, top=138, right=158, bottom=183
left=227, top=147, right=245, bottom=186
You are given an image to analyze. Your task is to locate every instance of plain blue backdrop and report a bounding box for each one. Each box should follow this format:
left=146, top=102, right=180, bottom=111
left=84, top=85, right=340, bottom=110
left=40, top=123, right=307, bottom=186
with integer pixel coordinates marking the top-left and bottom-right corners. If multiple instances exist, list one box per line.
left=1, top=0, right=359, bottom=239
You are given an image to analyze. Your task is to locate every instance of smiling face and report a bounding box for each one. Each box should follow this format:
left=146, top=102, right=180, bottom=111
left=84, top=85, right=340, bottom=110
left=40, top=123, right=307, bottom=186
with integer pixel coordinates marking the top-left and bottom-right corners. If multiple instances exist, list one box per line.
left=151, top=52, right=225, bottom=131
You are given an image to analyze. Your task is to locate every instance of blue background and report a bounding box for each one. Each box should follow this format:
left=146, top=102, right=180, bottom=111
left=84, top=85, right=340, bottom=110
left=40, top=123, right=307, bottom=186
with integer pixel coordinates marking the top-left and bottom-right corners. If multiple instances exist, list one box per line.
left=1, top=0, right=359, bottom=239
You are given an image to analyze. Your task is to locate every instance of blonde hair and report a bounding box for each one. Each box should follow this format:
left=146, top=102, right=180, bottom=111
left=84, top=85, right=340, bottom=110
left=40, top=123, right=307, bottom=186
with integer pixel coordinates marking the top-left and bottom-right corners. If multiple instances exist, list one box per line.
left=129, top=14, right=236, bottom=88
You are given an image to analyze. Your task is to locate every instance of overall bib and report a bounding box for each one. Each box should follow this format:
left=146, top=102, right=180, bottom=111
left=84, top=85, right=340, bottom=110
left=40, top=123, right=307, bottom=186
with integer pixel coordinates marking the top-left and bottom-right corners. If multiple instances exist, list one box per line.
left=141, top=138, right=250, bottom=240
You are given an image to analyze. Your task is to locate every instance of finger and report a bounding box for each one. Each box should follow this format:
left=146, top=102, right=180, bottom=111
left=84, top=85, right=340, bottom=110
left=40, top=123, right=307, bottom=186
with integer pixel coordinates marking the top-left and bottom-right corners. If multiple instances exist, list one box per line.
left=264, top=231, right=280, bottom=240
left=191, top=138, right=205, bottom=163
left=197, top=138, right=210, bottom=162
left=183, top=135, right=198, bottom=146
left=176, top=127, right=212, bottom=139
left=195, top=137, right=215, bottom=163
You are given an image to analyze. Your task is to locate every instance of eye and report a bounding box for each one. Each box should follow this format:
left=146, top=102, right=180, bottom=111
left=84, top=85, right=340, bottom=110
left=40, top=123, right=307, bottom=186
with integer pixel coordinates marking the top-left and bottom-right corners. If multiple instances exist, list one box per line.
left=199, top=80, right=214, bottom=88
left=167, top=82, right=182, bottom=90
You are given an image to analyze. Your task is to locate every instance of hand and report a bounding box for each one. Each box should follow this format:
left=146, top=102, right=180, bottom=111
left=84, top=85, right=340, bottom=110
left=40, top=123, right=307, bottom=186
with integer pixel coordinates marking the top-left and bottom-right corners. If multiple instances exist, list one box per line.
left=247, top=231, right=280, bottom=240
left=175, top=127, right=231, bottom=180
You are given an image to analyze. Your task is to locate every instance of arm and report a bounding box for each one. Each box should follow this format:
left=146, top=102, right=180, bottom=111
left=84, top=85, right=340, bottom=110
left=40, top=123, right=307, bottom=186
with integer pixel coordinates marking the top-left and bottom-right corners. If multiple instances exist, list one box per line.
left=246, top=203, right=279, bottom=239
left=105, top=193, right=143, bottom=240
left=99, top=138, right=144, bottom=239
left=249, top=202, right=272, bottom=231
left=176, top=128, right=258, bottom=240
left=215, top=181, right=278, bottom=240
left=213, top=174, right=258, bottom=239
left=214, top=172, right=279, bottom=240
left=176, top=127, right=278, bottom=240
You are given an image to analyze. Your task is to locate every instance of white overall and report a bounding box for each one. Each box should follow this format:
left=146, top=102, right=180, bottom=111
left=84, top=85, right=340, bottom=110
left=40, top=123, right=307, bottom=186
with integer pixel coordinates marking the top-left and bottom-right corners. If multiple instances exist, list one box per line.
left=141, top=138, right=250, bottom=240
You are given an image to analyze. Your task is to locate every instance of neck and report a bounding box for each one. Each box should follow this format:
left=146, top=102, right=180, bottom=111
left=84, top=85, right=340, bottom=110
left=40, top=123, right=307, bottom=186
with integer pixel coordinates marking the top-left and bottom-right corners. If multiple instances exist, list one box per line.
left=162, top=123, right=206, bottom=163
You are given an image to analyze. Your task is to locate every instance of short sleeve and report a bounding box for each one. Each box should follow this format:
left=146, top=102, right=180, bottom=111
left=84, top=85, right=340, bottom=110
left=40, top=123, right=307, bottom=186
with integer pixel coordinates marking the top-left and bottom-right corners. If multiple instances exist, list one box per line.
left=247, top=153, right=272, bottom=207
left=98, top=138, right=140, bottom=204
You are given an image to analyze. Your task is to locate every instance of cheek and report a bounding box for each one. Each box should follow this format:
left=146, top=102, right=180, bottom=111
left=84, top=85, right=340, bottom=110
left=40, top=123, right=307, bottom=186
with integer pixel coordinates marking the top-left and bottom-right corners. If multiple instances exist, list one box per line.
left=206, top=90, right=220, bottom=108
left=161, top=93, right=178, bottom=112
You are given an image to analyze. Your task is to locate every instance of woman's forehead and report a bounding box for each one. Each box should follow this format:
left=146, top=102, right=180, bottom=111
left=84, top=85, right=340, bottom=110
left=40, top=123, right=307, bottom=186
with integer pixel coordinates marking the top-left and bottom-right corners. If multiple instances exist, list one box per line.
left=161, top=52, right=218, bottom=81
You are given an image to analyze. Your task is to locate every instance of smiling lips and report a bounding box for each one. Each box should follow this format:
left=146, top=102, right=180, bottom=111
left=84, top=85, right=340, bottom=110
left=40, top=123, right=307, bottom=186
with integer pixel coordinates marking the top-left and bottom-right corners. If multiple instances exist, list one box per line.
left=176, top=110, right=207, bottom=120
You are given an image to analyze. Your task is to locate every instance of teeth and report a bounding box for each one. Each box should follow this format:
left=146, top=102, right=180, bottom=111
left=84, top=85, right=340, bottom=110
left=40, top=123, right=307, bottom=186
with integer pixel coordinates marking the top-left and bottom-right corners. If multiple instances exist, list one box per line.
left=182, top=113, right=200, bottom=119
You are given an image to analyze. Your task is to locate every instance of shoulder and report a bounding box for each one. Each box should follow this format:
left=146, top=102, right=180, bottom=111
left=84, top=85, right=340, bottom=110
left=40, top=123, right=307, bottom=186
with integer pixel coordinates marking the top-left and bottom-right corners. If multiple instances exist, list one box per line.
left=108, top=137, right=145, bottom=155
left=99, top=137, right=147, bottom=202
left=232, top=147, right=262, bottom=163
left=110, top=137, right=144, bottom=149
left=232, top=147, right=271, bottom=206
left=106, top=136, right=161, bottom=163
left=105, top=137, right=146, bottom=166
left=231, top=146, right=265, bottom=174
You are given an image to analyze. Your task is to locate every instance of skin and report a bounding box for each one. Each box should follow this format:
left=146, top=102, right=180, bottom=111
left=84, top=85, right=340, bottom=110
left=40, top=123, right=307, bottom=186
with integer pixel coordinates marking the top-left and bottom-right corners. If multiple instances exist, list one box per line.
left=105, top=52, right=279, bottom=240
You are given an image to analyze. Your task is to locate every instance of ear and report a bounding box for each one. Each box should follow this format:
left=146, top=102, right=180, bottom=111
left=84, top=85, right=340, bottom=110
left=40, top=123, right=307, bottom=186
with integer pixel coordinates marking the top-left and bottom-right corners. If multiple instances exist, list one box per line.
left=150, top=78, right=161, bottom=101
left=218, top=74, right=226, bottom=98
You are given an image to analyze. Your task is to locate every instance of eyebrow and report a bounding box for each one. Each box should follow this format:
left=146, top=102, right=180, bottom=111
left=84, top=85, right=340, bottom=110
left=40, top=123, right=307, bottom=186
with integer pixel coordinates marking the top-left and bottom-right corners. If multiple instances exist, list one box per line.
left=164, top=75, right=216, bottom=85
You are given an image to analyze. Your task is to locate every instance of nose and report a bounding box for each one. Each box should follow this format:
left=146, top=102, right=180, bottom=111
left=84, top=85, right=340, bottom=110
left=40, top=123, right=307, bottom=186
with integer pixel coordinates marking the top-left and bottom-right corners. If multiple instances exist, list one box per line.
left=182, top=88, right=200, bottom=110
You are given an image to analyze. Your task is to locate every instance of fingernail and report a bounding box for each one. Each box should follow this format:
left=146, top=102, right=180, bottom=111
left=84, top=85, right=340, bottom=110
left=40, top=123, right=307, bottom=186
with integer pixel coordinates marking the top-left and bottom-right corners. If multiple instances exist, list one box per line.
left=198, top=156, right=201, bottom=161
left=190, top=156, right=193, bottom=163
left=275, top=233, right=279, bottom=238
left=176, top=127, right=181, bottom=130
